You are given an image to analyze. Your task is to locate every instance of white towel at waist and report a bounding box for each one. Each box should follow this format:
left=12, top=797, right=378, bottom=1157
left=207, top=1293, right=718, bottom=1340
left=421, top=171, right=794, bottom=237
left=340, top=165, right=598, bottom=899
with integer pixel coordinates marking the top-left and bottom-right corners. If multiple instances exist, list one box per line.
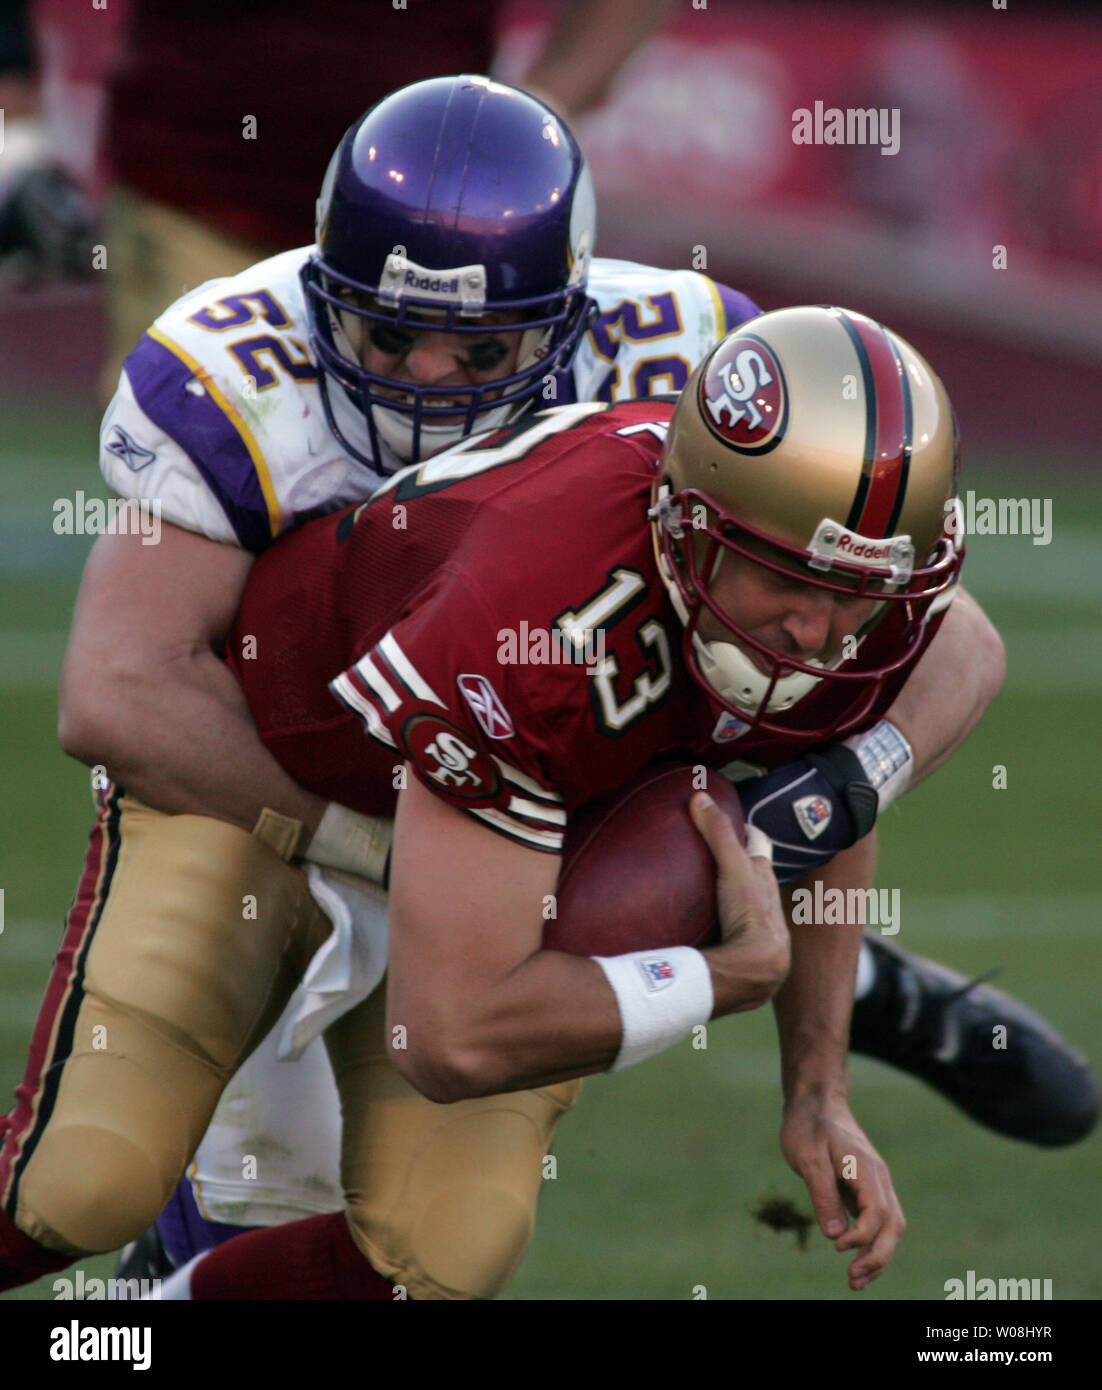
left=276, top=863, right=390, bottom=1061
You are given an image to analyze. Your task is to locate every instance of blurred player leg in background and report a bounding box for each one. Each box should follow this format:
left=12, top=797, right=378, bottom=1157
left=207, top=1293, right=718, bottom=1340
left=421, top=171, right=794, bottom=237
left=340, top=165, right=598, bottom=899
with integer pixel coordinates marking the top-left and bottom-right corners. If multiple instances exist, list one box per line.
left=100, top=191, right=269, bottom=400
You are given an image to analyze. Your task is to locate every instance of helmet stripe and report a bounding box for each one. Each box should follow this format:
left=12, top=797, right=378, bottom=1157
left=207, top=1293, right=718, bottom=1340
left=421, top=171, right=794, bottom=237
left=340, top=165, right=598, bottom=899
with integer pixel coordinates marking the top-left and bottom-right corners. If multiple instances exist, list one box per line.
left=837, top=310, right=876, bottom=529
left=837, top=311, right=911, bottom=538
left=884, top=332, right=913, bottom=536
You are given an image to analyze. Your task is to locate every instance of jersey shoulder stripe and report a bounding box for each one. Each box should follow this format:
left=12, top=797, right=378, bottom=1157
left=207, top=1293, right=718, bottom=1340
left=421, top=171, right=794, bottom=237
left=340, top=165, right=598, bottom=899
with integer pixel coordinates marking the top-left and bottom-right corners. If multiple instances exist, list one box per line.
left=468, top=805, right=563, bottom=852
left=124, top=326, right=282, bottom=550
left=330, top=630, right=567, bottom=853
left=710, top=278, right=762, bottom=335
left=329, top=670, right=397, bottom=748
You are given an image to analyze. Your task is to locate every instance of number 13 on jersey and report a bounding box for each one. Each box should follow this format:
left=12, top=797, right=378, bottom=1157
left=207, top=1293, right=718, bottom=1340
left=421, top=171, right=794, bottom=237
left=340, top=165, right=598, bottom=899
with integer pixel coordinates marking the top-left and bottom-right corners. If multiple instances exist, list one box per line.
left=556, top=569, right=672, bottom=735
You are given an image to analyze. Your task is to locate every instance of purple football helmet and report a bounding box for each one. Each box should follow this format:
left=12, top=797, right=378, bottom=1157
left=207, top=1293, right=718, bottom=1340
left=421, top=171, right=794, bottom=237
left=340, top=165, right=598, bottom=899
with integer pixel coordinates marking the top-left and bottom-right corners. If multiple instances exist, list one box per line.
left=302, top=75, right=597, bottom=467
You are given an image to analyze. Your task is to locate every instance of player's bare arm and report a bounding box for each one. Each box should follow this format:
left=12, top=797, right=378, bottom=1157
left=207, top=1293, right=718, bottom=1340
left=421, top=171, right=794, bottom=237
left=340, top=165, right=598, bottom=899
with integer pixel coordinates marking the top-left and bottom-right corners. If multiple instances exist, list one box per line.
left=775, top=831, right=906, bottom=1291
left=882, top=585, right=1005, bottom=786
left=58, top=520, right=327, bottom=839
left=521, top=0, right=674, bottom=117
left=386, top=774, right=789, bottom=1104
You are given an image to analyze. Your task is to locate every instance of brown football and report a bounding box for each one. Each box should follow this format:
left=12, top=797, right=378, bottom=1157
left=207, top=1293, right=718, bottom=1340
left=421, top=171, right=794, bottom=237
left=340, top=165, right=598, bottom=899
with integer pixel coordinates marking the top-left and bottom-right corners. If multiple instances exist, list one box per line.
left=544, top=762, right=746, bottom=956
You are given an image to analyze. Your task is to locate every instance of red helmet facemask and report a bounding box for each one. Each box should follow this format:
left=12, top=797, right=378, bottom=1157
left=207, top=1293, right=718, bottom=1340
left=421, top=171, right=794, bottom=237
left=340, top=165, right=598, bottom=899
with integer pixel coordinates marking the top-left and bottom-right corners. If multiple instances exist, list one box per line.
left=650, top=483, right=963, bottom=740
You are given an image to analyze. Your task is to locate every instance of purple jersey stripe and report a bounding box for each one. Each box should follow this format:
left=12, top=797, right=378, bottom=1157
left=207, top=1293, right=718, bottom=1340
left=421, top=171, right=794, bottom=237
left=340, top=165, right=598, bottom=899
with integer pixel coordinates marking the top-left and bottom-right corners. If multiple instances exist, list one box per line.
left=122, top=332, right=277, bottom=553
left=157, top=1176, right=257, bottom=1264
left=713, top=282, right=762, bottom=334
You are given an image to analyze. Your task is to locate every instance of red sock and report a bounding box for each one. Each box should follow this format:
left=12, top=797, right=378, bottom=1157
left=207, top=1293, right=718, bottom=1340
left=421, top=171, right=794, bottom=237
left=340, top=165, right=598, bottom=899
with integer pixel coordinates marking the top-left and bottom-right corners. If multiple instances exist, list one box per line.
left=191, top=1212, right=397, bottom=1300
left=0, top=1206, right=74, bottom=1293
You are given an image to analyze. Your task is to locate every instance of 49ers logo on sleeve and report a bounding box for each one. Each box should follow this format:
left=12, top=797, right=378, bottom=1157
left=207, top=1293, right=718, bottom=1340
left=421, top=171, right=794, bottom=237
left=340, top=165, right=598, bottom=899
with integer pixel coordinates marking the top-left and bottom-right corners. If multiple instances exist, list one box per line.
left=401, top=714, right=501, bottom=800
left=699, top=334, right=787, bottom=454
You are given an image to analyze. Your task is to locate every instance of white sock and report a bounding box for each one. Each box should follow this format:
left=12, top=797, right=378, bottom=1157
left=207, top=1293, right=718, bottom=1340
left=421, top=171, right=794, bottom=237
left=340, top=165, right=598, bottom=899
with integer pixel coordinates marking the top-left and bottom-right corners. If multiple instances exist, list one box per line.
left=143, top=1252, right=205, bottom=1300
left=854, top=941, right=877, bottom=1000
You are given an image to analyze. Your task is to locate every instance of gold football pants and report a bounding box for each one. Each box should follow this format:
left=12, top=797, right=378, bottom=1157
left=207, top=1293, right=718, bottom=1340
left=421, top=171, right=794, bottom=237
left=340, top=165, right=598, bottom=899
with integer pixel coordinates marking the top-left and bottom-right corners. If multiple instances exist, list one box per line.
left=0, top=789, right=580, bottom=1298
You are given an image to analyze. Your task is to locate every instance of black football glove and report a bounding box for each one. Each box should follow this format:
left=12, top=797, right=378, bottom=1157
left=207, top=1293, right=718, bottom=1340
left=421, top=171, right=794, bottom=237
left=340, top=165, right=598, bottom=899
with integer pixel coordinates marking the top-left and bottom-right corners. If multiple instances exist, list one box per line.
left=734, top=746, right=879, bottom=884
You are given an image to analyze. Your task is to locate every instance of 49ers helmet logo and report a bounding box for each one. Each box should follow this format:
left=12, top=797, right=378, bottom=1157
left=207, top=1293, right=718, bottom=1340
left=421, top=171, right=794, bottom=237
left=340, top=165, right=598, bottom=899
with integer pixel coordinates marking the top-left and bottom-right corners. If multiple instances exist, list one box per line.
left=699, top=334, right=787, bottom=454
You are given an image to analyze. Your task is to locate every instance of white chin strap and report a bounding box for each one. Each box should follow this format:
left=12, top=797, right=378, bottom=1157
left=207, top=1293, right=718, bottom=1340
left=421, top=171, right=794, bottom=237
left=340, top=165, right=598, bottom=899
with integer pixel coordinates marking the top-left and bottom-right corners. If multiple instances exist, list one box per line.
left=655, top=537, right=825, bottom=715
left=692, top=633, right=824, bottom=714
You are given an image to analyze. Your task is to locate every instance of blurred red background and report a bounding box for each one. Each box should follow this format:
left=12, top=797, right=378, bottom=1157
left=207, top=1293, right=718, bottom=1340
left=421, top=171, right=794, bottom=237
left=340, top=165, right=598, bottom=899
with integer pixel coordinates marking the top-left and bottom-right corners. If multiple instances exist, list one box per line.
left=3, top=0, right=1100, bottom=461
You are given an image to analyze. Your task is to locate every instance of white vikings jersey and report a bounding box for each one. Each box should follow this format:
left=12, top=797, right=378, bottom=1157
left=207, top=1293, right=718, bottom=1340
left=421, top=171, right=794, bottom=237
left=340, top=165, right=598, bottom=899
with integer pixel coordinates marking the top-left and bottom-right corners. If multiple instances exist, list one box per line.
left=100, top=247, right=760, bottom=552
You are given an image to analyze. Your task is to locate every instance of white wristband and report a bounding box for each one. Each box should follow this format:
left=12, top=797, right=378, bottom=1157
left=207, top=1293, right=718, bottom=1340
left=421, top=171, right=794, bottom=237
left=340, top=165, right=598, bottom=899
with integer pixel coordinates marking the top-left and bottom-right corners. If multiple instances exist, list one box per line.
left=592, top=947, right=714, bottom=1071
left=305, top=803, right=393, bottom=884
left=844, top=719, right=914, bottom=812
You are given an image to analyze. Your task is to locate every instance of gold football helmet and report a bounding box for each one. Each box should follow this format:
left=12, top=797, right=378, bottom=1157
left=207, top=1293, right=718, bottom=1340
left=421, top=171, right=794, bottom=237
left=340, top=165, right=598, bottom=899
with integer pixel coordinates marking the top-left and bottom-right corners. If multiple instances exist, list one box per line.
left=649, top=305, right=963, bottom=736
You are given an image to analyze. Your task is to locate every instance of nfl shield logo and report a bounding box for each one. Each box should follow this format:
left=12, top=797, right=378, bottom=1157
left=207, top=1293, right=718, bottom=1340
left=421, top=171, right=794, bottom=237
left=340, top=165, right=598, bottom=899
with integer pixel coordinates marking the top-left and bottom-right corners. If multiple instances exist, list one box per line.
left=712, top=711, right=750, bottom=743
left=638, top=957, right=676, bottom=992
left=793, top=794, right=832, bottom=841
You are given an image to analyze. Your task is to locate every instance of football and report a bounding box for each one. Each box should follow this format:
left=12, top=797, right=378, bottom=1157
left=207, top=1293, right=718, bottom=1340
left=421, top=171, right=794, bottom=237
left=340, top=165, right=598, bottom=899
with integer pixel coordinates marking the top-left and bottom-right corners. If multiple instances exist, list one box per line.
left=545, top=762, right=746, bottom=957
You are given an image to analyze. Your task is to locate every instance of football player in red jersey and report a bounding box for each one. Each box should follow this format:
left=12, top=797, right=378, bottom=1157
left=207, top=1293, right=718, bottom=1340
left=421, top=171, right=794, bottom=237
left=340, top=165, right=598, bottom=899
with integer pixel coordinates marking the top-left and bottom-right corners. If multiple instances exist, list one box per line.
left=0, top=307, right=973, bottom=1298
left=207, top=307, right=956, bottom=1293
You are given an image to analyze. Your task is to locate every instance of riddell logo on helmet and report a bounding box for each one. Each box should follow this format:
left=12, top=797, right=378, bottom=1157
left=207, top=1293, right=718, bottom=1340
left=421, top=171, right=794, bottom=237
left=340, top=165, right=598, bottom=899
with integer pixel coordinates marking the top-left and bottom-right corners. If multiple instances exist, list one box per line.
left=835, top=534, right=893, bottom=560
left=700, top=336, right=787, bottom=454
left=404, top=269, right=460, bottom=294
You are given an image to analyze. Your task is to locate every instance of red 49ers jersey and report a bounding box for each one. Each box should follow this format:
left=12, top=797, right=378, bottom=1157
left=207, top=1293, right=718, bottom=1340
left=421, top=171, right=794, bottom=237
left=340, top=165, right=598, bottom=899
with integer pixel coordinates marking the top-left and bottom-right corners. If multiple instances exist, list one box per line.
left=227, top=400, right=942, bottom=852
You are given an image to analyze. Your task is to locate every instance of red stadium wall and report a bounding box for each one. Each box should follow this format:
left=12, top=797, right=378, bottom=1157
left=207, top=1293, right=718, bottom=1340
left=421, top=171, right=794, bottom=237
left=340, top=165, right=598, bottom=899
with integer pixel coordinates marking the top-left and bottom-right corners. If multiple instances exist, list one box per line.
left=498, top=0, right=1102, bottom=463
left=3, top=0, right=1100, bottom=463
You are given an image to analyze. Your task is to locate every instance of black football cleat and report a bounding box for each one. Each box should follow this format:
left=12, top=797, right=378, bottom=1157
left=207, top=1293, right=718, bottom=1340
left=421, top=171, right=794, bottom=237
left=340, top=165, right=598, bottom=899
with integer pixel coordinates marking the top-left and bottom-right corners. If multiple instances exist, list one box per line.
left=115, top=1225, right=176, bottom=1289
left=849, top=935, right=1099, bottom=1146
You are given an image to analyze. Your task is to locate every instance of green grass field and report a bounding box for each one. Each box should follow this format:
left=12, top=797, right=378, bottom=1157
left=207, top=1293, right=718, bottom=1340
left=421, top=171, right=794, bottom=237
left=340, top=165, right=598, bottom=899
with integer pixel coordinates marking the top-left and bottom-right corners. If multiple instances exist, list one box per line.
left=1, top=404, right=1100, bottom=1301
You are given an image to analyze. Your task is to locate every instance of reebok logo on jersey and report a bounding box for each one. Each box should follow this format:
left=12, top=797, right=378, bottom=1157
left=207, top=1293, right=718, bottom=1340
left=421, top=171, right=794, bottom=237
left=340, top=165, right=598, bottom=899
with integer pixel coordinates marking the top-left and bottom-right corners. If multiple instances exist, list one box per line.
left=458, top=674, right=515, bottom=740
left=105, top=425, right=157, bottom=472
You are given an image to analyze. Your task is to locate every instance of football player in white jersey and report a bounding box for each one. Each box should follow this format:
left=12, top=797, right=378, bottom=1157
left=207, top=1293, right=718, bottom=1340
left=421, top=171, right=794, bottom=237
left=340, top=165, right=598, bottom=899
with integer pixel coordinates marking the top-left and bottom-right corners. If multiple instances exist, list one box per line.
left=0, top=77, right=1090, bottom=1300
